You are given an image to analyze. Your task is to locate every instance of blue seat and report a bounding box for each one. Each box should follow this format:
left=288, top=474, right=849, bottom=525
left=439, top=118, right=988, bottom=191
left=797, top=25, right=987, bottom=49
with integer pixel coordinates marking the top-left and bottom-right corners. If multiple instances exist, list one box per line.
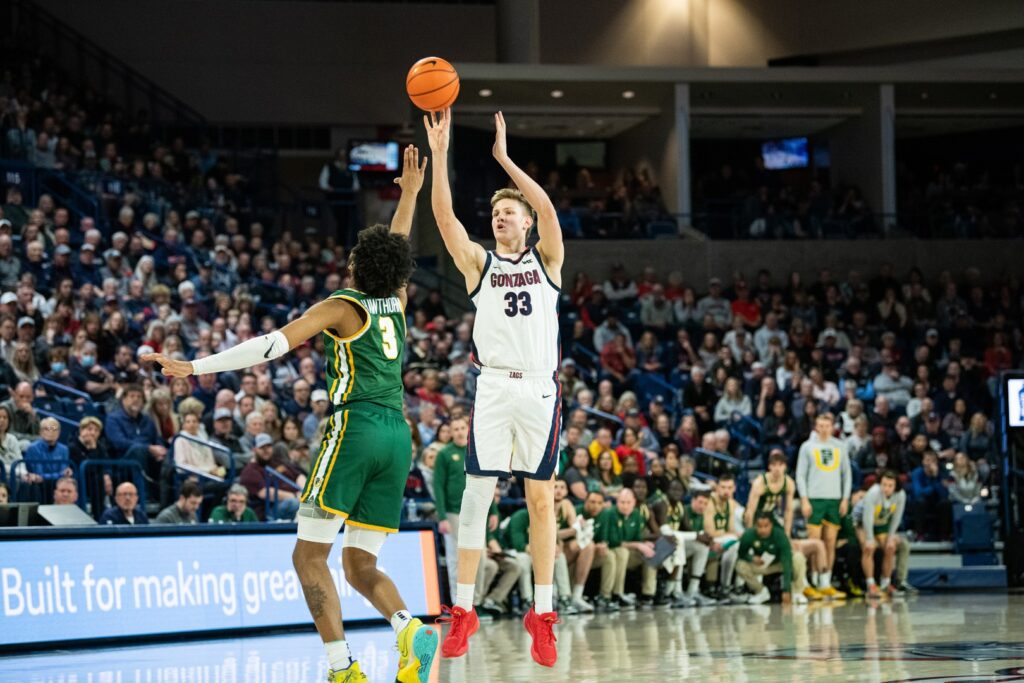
left=33, top=397, right=62, bottom=415
left=647, top=220, right=678, bottom=239
left=953, top=503, right=993, bottom=553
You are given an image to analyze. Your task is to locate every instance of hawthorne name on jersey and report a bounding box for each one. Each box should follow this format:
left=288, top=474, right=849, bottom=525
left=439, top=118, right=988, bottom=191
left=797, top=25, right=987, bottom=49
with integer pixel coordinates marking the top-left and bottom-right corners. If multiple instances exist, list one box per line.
left=490, top=270, right=542, bottom=289
left=363, top=297, right=402, bottom=315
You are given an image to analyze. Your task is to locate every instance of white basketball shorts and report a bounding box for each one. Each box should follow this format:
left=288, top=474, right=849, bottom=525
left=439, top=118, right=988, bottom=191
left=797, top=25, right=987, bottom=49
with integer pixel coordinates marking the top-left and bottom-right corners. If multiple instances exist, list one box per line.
left=467, top=366, right=561, bottom=480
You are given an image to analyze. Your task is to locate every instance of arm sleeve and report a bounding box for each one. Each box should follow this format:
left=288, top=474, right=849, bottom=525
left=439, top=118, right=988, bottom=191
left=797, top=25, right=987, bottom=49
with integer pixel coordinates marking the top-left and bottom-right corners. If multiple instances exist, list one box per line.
left=191, top=331, right=290, bottom=376
left=890, top=491, right=906, bottom=536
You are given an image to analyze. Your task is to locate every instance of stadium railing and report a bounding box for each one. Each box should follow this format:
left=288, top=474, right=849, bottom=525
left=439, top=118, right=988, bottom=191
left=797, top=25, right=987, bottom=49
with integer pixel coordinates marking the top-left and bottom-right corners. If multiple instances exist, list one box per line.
left=168, top=434, right=236, bottom=513
left=8, top=457, right=75, bottom=503
left=263, top=466, right=300, bottom=521
left=78, top=459, right=147, bottom=515
left=580, top=405, right=623, bottom=428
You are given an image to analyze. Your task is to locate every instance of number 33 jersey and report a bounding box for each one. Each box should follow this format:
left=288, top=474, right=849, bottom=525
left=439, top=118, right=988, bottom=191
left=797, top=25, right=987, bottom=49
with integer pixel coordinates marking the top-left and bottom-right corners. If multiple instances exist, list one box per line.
left=322, top=289, right=406, bottom=412
left=469, top=248, right=560, bottom=374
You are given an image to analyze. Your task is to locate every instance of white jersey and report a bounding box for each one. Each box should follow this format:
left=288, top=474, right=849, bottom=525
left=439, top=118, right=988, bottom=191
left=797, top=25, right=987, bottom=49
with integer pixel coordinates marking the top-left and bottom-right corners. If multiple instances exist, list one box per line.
left=469, top=246, right=560, bottom=373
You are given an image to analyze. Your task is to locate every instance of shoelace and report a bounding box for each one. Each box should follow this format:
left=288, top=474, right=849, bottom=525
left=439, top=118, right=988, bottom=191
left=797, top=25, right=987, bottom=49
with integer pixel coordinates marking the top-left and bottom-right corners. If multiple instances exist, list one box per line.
left=436, top=604, right=467, bottom=634
left=536, top=613, right=560, bottom=647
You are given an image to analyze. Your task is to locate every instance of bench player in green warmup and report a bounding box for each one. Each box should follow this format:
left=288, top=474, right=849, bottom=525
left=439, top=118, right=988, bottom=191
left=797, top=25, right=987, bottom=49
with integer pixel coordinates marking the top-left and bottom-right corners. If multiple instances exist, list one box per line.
left=745, top=450, right=827, bottom=602
left=144, top=146, right=438, bottom=683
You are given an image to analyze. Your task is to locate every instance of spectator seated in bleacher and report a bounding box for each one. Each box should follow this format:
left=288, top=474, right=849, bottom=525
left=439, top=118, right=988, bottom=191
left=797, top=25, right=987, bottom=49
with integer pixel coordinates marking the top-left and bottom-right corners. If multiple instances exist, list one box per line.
left=239, top=433, right=300, bottom=521
left=155, top=479, right=203, bottom=525
left=209, top=483, right=259, bottom=524
left=22, top=417, right=72, bottom=498
left=0, top=404, right=22, bottom=473
left=99, top=482, right=148, bottom=525
left=105, top=384, right=166, bottom=487
left=908, top=450, right=951, bottom=541
left=2, top=381, right=38, bottom=449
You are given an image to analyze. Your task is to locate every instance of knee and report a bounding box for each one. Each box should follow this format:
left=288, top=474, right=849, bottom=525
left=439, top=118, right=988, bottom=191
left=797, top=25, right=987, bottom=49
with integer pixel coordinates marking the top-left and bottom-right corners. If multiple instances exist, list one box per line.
left=342, top=551, right=371, bottom=589
left=527, top=495, right=553, bottom=519
left=292, top=541, right=328, bottom=574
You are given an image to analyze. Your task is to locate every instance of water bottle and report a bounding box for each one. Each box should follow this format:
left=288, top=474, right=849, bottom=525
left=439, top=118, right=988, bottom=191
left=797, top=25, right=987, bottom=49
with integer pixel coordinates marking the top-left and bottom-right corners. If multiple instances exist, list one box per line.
left=405, top=498, right=419, bottom=522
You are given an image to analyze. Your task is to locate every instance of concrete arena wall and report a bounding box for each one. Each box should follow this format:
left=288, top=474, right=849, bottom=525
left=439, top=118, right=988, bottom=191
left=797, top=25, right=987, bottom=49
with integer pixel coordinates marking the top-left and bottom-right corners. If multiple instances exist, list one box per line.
left=558, top=239, right=1024, bottom=285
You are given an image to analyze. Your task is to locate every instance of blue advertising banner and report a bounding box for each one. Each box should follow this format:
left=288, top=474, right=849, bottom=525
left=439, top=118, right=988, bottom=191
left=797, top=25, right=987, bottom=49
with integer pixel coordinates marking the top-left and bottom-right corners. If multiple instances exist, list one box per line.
left=0, top=529, right=440, bottom=647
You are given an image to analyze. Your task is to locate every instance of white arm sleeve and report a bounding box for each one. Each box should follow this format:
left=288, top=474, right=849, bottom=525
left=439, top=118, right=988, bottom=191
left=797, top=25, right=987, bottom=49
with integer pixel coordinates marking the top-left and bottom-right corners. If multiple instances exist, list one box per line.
left=191, top=330, right=290, bottom=376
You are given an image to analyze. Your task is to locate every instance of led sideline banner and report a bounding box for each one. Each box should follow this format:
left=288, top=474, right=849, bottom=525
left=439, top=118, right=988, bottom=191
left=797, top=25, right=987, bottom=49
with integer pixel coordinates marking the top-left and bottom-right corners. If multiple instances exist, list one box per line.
left=0, top=529, right=441, bottom=647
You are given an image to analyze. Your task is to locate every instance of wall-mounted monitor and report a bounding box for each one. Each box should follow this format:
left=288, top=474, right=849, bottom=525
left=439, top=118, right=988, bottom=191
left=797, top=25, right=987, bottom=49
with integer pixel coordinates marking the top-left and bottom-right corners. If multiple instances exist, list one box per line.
left=348, top=140, right=400, bottom=172
left=761, top=137, right=809, bottom=170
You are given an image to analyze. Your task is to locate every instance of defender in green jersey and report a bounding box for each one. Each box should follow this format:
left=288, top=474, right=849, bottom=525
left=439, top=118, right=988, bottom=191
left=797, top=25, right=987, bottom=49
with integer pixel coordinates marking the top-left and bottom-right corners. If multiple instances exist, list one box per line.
left=145, top=145, right=435, bottom=683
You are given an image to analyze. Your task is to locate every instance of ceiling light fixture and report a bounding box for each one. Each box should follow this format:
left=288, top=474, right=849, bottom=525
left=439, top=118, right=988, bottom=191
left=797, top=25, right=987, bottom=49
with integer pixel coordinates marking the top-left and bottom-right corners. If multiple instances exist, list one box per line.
left=550, top=90, right=564, bottom=99
left=622, top=90, right=636, bottom=99
left=478, top=88, right=493, bottom=97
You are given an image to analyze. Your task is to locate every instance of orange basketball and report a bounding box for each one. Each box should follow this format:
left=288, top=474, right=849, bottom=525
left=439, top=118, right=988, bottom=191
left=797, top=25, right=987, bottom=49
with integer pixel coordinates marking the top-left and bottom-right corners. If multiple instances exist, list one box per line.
left=406, top=56, right=460, bottom=112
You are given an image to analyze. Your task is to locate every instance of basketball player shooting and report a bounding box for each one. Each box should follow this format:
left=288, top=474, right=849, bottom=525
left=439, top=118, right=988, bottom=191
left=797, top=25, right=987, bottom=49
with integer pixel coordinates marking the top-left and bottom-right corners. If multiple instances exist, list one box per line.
left=144, top=146, right=438, bottom=683
left=425, top=108, right=564, bottom=667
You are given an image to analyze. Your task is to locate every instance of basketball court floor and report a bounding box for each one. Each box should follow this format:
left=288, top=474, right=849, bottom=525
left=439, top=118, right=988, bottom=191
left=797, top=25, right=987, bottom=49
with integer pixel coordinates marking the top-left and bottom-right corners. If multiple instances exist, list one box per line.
left=2, top=593, right=1021, bottom=682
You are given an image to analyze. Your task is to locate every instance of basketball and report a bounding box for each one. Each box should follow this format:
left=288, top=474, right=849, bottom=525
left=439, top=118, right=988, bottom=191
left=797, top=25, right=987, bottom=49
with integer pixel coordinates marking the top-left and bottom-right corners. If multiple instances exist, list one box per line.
left=406, top=56, right=460, bottom=111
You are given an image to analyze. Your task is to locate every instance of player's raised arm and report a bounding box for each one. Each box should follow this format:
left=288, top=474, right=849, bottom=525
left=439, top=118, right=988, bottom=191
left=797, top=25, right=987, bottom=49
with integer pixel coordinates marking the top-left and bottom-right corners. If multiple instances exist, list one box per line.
left=390, top=144, right=428, bottom=237
left=424, top=108, right=486, bottom=283
left=142, top=298, right=358, bottom=377
left=492, top=111, right=563, bottom=271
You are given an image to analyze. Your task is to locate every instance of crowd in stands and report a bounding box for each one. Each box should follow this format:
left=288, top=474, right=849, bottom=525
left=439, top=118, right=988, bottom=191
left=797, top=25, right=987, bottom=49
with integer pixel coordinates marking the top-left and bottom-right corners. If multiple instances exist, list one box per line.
left=897, top=159, right=1024, bottom=239
left=525, top=160, right=673, bottom=239
left=692, top=156, right=1023, bottom=239
left=694, top=161, right=877, bottom=239
left=0, top=44, right=253, bottom=232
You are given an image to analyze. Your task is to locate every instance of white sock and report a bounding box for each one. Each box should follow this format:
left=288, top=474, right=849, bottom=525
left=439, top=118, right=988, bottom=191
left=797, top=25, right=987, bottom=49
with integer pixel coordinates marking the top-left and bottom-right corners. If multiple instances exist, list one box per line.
left=866, top=577, right=876, bottom=587
left=880, top=577, right=890, bottom=590
left=455, top=583, right=475, bottom=611
left=687, top=578, right=701, bottom=596
left=670, top=578, right=683, bottom=597
left=811, top=571, right=820, bottom=586
left=325, top=640, right=353, bottom=671
left=572, top=584, right=584, bottom=601
left=390, top=609, right=413, bottom=635
left=534, top=584, right=554, bottom=613
left=819, top=571, right=832, bottom=589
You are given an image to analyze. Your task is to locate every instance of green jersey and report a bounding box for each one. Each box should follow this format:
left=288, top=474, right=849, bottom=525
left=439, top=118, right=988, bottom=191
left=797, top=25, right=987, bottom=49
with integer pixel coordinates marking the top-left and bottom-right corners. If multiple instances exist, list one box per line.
left=712, top=497, right=732, bottom=532
left=665, top=500, right=686, bottom=531
left=323, top=289, right=406, bottom=412
left=685, top=504, right=704, bottom=533
left=757, top=474, right=788, bottom=528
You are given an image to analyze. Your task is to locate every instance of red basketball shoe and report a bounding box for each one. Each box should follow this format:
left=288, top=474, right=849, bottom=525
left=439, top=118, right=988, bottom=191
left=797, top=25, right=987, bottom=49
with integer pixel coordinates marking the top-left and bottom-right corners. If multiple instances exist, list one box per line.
left=523, top=608, right=560, bottom=667
left=437, top=605, right=479, bottom=658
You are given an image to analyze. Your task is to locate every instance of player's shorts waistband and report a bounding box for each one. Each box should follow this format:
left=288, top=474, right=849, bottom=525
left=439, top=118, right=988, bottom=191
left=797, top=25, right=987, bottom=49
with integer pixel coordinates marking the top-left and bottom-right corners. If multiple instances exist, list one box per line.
left=479, top=366, right=555, bottom=380
left=331, top=400, right=403, bottom=417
